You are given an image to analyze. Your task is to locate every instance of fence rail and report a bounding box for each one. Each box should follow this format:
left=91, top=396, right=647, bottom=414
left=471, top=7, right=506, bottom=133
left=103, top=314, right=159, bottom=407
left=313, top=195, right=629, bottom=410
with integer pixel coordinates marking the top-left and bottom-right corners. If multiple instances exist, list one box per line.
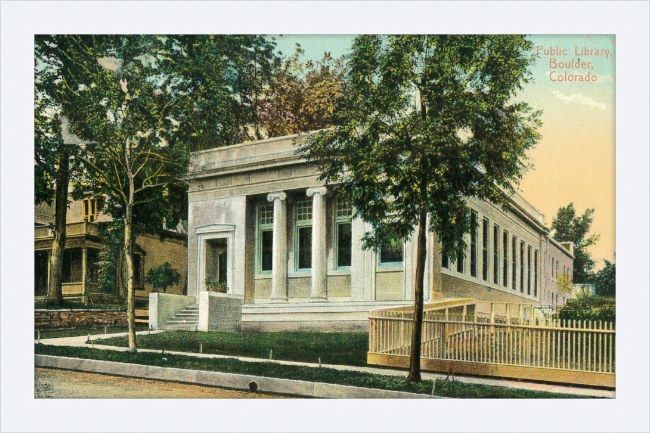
left=368, top=302, right=615, bottom=388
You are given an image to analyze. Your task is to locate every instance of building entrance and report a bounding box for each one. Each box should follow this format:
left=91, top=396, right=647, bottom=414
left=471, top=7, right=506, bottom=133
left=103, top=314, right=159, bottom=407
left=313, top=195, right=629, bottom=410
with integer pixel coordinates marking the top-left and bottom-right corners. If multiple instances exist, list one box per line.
left=205, top=238, right=228, bottom=289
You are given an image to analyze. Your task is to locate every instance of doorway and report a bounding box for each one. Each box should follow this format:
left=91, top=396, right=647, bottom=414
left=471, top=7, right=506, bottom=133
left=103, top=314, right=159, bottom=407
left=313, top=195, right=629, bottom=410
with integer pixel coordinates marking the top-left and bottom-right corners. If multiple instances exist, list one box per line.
left=205, top=238, right=228, bottom=289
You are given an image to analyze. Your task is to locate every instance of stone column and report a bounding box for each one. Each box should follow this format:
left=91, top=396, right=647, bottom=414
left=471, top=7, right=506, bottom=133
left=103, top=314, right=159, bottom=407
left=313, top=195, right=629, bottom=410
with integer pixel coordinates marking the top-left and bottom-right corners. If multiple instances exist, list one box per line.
left=306, top=187, right=327, bottom=300
left=267, top=192, right=287, bottom=302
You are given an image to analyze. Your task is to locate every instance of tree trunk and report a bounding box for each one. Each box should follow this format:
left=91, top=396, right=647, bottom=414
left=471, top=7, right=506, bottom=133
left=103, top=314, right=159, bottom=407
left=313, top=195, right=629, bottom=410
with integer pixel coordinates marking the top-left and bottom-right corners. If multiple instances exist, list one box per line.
left=117, top=248, right=126, bottom=300
left=407, top=203, right=428, bottom=383
left=407, top=85, right=429, bottom=383
left=124, top=179, right=137, bottom=352
left=47, top=146, right=70, bottom=305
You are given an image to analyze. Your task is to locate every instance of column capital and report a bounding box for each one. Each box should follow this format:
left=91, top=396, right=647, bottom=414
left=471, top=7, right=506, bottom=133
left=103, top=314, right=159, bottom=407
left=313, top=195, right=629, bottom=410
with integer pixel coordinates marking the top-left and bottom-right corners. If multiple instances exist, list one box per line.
left=267, top=192, right=287, bottom=202
left=306, top=186, right=327, bottom=197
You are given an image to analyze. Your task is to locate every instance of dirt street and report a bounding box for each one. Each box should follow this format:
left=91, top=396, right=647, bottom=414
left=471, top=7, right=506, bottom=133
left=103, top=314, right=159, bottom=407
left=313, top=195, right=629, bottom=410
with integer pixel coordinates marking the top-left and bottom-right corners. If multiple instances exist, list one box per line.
left=34, top=368, right=293, bottom=399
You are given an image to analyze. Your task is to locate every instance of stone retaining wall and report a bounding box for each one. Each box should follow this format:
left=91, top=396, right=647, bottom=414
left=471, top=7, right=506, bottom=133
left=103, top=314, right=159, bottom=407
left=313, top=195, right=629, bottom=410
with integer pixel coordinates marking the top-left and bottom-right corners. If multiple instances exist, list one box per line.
left=35, top=310, right=127, bottom=329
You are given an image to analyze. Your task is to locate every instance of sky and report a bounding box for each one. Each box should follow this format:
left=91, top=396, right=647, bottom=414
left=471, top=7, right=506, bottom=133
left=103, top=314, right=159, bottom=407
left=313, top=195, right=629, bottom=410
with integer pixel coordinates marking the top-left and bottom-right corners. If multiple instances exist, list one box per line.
left=272, top=34, right=616, bottom=269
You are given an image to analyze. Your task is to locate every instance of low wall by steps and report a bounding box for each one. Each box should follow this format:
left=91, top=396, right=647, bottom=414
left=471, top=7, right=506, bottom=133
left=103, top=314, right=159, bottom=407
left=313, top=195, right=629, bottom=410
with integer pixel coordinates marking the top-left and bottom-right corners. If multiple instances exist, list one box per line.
left=35, top=309, right=127, bottom=329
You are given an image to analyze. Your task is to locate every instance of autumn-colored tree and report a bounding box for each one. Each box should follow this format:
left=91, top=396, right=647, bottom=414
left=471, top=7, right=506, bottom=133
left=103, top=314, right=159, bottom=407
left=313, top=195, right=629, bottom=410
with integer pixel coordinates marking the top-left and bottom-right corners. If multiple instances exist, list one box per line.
left=259, top=45, right=346, bottom=137
left=556, top=272, right=574, bottom=294
left=300, top=35, right=541, bottom=382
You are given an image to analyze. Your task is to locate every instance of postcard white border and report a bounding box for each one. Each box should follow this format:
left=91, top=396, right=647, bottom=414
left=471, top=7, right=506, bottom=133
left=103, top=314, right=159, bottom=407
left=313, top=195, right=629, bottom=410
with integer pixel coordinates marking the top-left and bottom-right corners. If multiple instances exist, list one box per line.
left=1, top=1, right=648, bottom=432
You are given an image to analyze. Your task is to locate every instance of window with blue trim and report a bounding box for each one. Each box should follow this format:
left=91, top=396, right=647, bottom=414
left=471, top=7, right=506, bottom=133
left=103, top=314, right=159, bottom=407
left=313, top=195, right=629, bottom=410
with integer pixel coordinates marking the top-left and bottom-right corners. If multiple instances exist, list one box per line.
left=295, top=199, right=313, bottom=271
left=257, top=204, right=273, bottom=274
left=335, top=197, right=352, bottom=270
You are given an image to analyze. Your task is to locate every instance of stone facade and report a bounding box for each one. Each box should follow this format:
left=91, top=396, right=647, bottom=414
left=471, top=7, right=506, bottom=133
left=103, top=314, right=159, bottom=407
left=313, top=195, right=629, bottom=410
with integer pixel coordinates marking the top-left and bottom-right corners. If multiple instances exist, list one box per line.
left=184, top=132, right=574, bottom=331
left=34, top=309, right=127, bottom=329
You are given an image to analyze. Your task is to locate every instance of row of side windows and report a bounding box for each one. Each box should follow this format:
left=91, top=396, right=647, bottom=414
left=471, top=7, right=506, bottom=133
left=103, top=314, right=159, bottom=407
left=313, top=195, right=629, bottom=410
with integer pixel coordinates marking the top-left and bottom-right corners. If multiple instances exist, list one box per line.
left=442, top=209, right=539, bottom=298
left=549, top=256, right=562, bottom=279
left=255, top=197, right=403, bottom=275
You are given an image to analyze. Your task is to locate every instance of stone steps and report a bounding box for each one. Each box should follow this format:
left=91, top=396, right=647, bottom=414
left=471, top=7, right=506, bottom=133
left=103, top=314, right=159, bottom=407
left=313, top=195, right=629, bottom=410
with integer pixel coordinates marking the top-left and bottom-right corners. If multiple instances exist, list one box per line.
left=165, top=323, right=198, bottom=331
left=165, top=304, right=199, bottom=331
left=174, top=312, right=199, bottom=318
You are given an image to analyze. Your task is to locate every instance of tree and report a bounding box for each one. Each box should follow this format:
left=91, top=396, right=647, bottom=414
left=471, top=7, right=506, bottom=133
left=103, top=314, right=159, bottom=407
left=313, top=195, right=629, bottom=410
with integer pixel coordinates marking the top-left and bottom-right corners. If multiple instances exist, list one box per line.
left=556, top=295, right=615, bottom=322
left=44, top=35, right=275, bottom=352
left=551, top=203, right=600, bottom=283
left=556, top=272, right=573, bottom=294
left=258, top=45, right=346, bottom=137
left=35, top=37, right=86, bottom=305
left=300, top=35, right=541, bottom=382
left=595, top=258, right=615, bottom=297
left=145, top=262, right=181, bottom=293
left=34, top=108, right=67, bottom=305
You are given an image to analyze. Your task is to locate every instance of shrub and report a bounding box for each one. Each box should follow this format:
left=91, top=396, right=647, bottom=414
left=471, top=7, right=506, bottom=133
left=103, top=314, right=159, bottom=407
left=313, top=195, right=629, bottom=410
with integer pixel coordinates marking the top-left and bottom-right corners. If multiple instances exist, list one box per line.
left=556, top=295, right=615, bottom=322
left=145, top=262, right=181, bottom=293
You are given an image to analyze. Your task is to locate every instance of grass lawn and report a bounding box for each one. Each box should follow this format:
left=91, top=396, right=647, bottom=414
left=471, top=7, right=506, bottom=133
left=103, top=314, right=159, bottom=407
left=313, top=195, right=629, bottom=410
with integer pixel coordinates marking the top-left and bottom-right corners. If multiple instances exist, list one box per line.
left=37, top=324, right=148, bottom=340
left=93, top=331, right=369, bottom=366
left=34, top=344, right=587, bottom=398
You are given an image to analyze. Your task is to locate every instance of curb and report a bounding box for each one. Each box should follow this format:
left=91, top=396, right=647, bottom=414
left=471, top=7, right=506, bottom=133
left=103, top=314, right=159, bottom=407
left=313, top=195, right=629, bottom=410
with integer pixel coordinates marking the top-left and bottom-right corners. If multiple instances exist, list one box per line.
left=35, top=355, right=441, bottom=399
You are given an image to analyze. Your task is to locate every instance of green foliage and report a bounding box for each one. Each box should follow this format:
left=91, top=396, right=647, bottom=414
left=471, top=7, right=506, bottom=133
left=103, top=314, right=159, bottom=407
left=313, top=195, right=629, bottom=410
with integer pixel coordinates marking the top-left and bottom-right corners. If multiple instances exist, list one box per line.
left=34, top=37, right=79, bottom=207
left=556, top=295, right=615, bottom=322
left=33, top=95, right=64, bottom=206
left=96, top=220, right=125, bottom=296
left=34, top=344, right=585, bottom=398
left=259, top=45, right=347, bottom=137
left=299, top=35, right=542, bottom=257
left=432, top=380, right=581, bottom=399
left=551, top=203, right=600, bottom=284
left=36, top=34, right=277, bottom=232
left=595, top=259, right=615, bottom=297
left=145, top=262, right=181, bottom=293
left=94, top=331, right=370, bottom=367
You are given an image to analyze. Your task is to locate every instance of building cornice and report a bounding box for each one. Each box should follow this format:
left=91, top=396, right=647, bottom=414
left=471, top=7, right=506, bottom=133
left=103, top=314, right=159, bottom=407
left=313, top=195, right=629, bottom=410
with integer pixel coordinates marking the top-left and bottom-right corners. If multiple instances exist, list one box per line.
left=549, top=237, right=575, bottom=259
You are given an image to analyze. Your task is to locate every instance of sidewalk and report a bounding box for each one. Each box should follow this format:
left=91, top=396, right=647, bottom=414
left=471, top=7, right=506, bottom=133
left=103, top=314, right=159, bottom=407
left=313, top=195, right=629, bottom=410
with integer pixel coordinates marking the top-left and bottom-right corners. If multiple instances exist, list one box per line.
left=38, top=331, right=615, bottom=398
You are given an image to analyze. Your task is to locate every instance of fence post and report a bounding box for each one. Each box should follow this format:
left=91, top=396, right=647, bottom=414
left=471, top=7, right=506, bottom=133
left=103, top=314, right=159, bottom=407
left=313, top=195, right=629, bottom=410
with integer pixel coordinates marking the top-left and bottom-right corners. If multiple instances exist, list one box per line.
left=443, top=308, right=449, bottom=359
left=400, top=313, right=405, bottom=356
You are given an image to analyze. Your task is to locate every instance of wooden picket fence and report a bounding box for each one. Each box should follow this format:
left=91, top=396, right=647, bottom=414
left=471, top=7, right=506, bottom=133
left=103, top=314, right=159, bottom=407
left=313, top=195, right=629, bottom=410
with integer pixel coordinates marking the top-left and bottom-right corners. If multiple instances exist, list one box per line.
left=367, top=301, right=615, bottom=388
